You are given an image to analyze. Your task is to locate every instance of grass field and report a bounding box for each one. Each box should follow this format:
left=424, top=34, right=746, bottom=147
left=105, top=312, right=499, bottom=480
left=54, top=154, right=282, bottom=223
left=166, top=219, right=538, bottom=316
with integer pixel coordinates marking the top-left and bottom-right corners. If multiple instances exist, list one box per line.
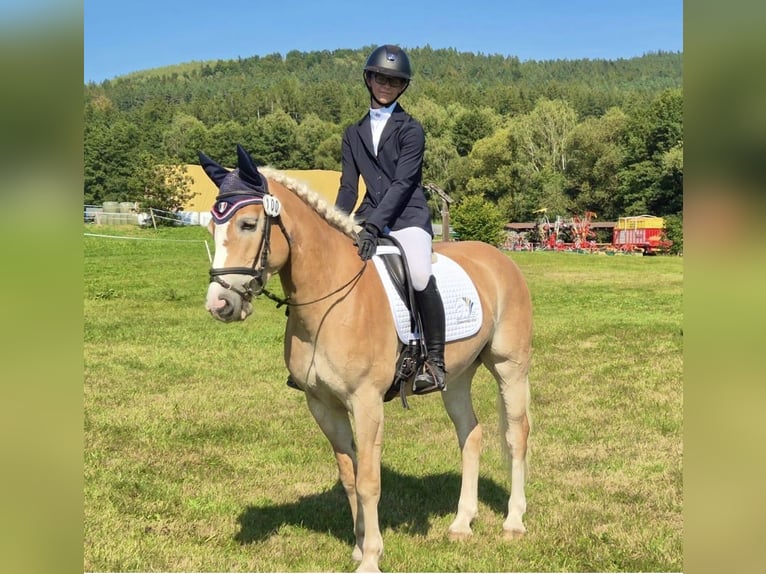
left=84, top=224, right=682, bottom=573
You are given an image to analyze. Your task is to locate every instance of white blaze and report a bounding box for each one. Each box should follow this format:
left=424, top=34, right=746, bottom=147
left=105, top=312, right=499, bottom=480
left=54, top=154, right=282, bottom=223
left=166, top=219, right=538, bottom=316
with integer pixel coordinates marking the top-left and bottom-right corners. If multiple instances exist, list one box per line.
left=212, top=221, right=230, bottom=269
left=206, top=221, right=231, bottom=311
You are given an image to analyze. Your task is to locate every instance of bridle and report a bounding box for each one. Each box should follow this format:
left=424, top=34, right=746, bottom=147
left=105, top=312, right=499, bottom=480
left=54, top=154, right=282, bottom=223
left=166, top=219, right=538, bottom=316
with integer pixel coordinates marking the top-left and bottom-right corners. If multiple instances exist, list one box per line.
left=208, top=188, right=368, bottom=311
left=208, top=189, right=290, bottom=305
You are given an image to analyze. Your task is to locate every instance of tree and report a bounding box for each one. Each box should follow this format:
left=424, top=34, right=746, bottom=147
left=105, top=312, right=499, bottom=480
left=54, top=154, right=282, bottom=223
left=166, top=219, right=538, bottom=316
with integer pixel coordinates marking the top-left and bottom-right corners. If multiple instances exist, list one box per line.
left=244, top=109, right=298, bottom=168
left=622, top=88, right=682, bottom=163
left=442, top=155, right=473, bottom=203
left=408, top=97, right=451, bottom=139
left=516, top=98, right=578, bottom=173
left=616, top=160, right=659, bottom=215
left=83, top=117, right=142, bottom=203
left=529, top=168, right=572, bottom=218
left=292, top=113, right=338, bottom=169
left=565, top=107, right=628, bottom=219
left=464, top=127, right=514, bottom=203
left=616, top=89, right=683, bottom=217
left=648, top=142, right=683, bottom=215
left=643, top=88, right=683, bottom=159
left=83, top=110, right=111, bottom=205
left=314, top=134, right=342, bottom=170
left=128, top=152, right=195, bottom=223
left=450, top=107, right=500, bottom=156
left=663, top=212, right=683, bottom=255
left=423, top=135, right=459, bottom=190
left=308, top=80, right=346, bottom=124
left=162, top=112, right=209, bottom=163
left=205, top=120, right=246, bottom=166
left=451, top=194, right=506, bottom=246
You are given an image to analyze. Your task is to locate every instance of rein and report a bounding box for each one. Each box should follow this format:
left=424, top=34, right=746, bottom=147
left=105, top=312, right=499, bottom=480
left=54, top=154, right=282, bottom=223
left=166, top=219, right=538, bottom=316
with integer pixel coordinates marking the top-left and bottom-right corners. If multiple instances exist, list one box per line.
left=209, top=189, right=367, bottom=312
left=279, top=260, right=367, bottom=310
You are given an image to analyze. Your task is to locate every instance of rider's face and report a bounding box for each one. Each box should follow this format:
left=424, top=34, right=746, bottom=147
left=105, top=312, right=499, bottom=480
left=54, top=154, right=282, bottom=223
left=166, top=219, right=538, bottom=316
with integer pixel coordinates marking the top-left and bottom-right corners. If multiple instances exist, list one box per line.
left=366, top=73, right=406, bottom=107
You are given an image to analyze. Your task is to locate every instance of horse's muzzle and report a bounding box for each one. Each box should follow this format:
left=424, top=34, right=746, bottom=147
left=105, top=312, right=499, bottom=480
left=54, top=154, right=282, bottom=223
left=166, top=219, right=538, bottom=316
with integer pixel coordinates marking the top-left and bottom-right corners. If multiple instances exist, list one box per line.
left=206, top=282, right=253, bottom=322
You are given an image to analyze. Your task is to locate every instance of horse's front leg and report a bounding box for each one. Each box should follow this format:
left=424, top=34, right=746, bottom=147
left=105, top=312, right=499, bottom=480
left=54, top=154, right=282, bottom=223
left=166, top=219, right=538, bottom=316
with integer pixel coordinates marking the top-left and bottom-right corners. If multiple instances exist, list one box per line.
left=304, top=394, right=362, bottom=561
left=350, top=390, right=385, bottom=573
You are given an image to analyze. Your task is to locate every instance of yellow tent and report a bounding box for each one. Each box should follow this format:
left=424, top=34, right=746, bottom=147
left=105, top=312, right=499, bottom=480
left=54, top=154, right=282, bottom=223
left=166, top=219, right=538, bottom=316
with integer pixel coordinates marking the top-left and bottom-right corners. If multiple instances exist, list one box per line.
left=182, top=165, right=365, bottom=212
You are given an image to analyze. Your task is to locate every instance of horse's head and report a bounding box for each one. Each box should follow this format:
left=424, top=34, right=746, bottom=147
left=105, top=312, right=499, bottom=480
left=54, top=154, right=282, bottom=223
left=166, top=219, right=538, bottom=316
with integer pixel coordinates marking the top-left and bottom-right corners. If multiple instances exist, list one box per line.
left=200, top=145, right=289, bottom=322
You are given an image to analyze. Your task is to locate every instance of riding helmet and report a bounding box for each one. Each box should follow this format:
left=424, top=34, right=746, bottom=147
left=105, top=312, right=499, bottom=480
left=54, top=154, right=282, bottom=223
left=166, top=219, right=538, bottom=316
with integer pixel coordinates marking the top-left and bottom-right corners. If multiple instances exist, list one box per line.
left=364, top=45, right=412, bottom=80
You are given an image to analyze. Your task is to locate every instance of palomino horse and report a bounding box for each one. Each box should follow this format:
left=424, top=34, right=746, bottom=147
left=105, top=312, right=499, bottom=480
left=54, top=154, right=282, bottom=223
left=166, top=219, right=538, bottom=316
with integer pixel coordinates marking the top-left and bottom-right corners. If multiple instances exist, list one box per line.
left=201, top=146, right=533, bottom=572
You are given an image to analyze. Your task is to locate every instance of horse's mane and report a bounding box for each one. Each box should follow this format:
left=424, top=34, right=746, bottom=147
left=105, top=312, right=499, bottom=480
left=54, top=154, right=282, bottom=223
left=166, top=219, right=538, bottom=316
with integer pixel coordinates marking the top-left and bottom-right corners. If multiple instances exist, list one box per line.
left=260, top=167, right=357, bottom=237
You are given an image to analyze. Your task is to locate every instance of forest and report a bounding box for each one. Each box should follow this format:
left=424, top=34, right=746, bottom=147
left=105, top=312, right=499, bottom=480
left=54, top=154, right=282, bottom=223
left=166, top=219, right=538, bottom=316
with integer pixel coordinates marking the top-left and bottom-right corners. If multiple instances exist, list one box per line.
left=83, top=45, right=682, bottom=226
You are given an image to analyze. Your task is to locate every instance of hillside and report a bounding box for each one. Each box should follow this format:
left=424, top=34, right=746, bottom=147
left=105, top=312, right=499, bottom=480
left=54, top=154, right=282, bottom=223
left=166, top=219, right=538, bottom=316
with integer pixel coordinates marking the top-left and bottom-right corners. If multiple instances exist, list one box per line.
left=85, top=48, right=681, bottom=126
left=84, top=47, right=682, bottom=225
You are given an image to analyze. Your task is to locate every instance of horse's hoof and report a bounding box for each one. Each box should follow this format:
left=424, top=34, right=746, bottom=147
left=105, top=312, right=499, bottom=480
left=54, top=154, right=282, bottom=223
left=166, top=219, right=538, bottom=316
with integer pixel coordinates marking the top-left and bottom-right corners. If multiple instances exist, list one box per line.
left=503, top=528, right=526, bottom=541
left=448, top=528, right=473, bottom=541
left=351, top=546, right=363, bottom=562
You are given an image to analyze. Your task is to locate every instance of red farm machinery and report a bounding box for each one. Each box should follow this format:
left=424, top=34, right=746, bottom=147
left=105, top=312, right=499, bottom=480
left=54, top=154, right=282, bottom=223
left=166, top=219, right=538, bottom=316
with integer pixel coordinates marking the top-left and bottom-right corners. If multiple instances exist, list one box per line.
left=505, top=211, right=673, bottom=255
left=612, top=215, right=673, bottom=255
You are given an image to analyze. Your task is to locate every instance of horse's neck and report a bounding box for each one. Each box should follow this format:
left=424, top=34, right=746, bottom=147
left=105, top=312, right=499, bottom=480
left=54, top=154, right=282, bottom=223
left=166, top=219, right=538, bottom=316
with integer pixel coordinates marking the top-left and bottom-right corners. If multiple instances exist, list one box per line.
left=277, top=193, right=361, bottom=306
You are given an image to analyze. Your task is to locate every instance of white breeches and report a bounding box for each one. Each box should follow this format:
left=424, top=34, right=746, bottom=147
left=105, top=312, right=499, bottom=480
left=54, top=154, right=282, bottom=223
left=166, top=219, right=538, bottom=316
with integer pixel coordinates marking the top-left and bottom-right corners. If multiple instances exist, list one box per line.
left=388, top=226, right=433, bottom=291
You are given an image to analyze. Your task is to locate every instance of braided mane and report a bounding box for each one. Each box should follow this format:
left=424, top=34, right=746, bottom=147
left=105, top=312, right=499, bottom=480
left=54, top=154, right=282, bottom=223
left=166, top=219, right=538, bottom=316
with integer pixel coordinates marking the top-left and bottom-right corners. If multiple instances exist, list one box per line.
left=260, top=167, right=357, bottom=237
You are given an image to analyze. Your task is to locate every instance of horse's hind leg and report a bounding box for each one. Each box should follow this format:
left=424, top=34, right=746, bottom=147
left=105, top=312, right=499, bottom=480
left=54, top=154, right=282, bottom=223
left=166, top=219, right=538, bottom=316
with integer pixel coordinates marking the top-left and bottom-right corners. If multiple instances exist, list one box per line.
left=304, top=394, right=363, bottom=562
left=441, top=361, right=482, bottom=540
left=484, top=354, right=531, bottom=539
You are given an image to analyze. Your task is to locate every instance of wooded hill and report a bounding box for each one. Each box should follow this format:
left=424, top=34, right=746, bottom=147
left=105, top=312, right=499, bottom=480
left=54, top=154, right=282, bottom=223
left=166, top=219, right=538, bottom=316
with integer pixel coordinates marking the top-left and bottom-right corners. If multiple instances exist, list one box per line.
left=84, top=46, right=682, bottom=225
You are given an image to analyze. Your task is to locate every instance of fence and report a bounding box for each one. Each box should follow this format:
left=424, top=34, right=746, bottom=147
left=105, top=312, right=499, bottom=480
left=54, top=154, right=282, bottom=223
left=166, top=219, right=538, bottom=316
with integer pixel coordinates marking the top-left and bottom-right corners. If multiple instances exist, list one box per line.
left=84, top=204, right=211, bottom=228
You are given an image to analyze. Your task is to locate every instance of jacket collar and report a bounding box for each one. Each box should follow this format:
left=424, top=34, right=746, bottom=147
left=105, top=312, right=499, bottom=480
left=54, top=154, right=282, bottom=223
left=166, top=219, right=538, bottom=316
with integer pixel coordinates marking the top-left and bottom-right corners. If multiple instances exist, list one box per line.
left=359, top=103, right=405, bottom=157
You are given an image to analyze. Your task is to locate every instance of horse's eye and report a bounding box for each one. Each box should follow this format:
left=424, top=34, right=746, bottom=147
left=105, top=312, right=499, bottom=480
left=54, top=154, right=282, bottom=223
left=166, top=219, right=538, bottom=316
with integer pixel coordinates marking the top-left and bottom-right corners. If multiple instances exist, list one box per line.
left=239, top=218, right=258, bottom=232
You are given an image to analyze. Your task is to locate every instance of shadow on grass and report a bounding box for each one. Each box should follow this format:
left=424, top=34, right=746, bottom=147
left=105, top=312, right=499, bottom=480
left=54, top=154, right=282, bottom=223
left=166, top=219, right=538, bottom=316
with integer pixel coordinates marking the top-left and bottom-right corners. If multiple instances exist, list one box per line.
left=235, top=464, right=509, bottom=545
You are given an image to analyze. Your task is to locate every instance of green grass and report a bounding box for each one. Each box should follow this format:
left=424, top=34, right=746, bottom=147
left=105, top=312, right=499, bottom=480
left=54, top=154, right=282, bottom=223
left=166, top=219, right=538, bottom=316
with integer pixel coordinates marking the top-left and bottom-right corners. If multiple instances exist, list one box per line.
left=84, top=225, right=683, bottom=572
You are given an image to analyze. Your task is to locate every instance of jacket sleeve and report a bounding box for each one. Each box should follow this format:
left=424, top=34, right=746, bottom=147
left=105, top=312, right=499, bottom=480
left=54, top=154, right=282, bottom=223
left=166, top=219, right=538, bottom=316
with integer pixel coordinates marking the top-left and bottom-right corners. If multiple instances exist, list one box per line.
left=365, top=119, right=425, bottom=232
left=335, top=127, right=360, bottom=215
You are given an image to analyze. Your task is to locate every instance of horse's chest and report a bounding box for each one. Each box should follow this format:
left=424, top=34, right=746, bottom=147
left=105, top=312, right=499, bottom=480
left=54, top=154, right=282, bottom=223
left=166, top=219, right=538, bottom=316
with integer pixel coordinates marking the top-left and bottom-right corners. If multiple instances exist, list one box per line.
left=285, top=335, right=394, bottom=390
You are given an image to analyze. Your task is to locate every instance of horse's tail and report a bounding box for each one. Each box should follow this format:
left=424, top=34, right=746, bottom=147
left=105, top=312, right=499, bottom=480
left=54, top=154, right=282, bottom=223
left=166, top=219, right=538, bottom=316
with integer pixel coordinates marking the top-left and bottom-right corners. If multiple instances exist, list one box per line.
left=497, top=373, right=531, bottom=476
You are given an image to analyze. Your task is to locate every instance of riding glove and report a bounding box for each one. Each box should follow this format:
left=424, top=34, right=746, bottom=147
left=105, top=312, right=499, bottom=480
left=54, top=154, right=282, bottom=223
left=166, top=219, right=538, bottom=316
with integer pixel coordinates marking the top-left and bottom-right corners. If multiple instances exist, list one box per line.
left=356, top=223, right=379, bottom=261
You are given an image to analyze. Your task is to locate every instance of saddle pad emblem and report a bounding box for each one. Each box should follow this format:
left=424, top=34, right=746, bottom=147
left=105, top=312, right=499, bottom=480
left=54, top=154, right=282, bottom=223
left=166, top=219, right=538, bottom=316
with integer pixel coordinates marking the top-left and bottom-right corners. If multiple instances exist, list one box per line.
left=372, top=251, right=483, bottom=344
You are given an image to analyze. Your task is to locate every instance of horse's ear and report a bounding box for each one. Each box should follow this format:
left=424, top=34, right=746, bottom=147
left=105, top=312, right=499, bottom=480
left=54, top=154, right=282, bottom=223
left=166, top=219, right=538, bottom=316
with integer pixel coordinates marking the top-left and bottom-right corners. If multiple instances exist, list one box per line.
left=197, top=150, right=230, bottom=186
left=236, top=144, right=264, bottom=189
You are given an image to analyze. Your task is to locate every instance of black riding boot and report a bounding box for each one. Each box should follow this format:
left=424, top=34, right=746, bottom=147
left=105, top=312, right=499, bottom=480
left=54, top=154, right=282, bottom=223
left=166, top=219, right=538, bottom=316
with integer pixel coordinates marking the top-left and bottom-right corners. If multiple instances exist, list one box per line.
left=412, top=276, right=446, bottom=394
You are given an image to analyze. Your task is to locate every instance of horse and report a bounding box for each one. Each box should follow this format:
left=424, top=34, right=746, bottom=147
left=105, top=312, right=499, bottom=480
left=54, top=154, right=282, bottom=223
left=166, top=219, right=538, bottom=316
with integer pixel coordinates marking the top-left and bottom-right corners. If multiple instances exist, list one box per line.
left=200, top=145, right=533, bottom=572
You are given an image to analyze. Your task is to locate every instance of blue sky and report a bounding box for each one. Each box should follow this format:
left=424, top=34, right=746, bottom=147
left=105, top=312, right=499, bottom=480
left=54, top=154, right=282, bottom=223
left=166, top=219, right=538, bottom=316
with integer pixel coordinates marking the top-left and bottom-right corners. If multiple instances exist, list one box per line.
left=84, top=0, right=682, bottom=83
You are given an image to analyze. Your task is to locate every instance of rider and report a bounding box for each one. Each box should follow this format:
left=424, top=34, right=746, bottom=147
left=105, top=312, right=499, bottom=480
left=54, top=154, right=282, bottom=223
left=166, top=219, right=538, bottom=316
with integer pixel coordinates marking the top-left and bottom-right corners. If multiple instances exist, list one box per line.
left=334, top=44, right=446, bottom=394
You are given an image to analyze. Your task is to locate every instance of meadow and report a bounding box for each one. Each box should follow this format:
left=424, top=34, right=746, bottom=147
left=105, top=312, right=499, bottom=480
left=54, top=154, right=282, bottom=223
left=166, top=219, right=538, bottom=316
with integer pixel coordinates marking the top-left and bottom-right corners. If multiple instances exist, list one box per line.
left=84, top=224, right=682, bottom=573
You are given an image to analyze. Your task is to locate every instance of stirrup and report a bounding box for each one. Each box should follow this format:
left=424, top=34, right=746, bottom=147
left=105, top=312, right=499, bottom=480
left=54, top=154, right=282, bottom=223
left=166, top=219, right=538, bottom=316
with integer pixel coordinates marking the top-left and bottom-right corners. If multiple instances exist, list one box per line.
left=412, top=363, right=446, bottom=395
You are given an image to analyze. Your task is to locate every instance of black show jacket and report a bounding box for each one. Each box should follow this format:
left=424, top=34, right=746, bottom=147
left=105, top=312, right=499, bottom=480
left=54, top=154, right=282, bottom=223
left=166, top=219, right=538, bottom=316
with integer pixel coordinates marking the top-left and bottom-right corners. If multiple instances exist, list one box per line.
left=335, top=104, right=433, bottom=236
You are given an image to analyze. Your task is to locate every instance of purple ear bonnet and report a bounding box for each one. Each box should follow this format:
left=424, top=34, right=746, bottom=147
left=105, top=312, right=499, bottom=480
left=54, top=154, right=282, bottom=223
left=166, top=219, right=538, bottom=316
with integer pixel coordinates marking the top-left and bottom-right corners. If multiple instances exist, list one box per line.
left=218, top=169, right=248, bottom=193
left=199, top=146, right=269, bottom=224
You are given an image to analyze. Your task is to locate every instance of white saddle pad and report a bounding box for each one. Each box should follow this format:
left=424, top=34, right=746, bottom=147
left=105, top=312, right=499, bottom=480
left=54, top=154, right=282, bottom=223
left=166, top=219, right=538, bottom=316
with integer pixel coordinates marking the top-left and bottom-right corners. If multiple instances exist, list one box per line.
left=372, top=246, right=483, bottom=344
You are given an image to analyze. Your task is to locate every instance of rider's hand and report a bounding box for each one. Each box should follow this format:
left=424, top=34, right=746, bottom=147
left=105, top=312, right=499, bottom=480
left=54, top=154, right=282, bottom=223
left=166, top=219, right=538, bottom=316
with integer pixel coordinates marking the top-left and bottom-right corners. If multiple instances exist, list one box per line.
left=356, top=223, right=379, bottom=261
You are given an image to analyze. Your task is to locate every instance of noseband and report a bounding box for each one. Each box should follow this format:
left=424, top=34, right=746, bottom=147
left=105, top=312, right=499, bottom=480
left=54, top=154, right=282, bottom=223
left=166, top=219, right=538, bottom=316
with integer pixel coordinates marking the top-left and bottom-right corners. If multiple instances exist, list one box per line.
left=209, top=190, right=290, bottom=304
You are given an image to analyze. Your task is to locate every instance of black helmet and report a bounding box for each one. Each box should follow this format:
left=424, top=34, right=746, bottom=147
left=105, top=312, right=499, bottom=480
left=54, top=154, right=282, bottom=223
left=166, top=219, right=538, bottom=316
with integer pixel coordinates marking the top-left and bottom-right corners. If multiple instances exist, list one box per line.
left=364, top=45, right=412, bottom=80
